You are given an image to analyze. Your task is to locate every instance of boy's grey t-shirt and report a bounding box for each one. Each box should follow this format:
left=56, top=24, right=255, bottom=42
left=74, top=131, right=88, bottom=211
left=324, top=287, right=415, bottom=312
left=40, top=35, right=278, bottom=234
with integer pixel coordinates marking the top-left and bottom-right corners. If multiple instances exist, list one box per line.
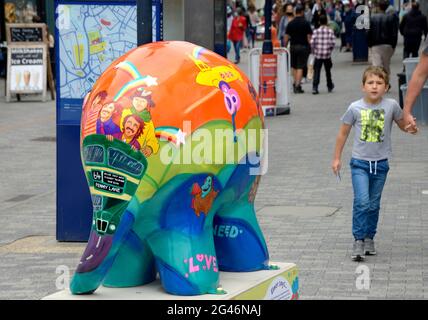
left=341, top=98, right=403, bottom=161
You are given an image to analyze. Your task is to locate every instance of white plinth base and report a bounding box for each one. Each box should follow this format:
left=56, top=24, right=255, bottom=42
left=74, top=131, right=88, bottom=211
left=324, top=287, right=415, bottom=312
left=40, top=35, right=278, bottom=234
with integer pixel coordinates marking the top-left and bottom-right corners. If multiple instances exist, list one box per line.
left=43, top=262, right=298, bottom=300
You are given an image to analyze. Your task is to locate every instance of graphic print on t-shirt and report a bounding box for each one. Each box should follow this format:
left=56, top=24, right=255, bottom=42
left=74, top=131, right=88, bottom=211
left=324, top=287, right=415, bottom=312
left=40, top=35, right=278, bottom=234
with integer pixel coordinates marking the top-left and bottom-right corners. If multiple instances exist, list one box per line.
left=360, top=109, right=385, bottom=143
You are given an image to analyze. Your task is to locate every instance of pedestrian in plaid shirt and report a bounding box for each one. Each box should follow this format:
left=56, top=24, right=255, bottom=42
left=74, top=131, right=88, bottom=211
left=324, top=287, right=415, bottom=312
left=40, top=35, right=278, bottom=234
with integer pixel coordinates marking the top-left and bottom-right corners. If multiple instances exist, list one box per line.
left=310, top=15, right=336, bottom=95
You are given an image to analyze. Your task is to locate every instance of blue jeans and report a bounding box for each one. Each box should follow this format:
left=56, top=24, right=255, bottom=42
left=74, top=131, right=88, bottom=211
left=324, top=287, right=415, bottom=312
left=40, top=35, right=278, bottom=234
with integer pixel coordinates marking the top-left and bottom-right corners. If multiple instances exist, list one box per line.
left=232, top=40, right=241, bottom=62
left=350, top=158, right=389, bottom=241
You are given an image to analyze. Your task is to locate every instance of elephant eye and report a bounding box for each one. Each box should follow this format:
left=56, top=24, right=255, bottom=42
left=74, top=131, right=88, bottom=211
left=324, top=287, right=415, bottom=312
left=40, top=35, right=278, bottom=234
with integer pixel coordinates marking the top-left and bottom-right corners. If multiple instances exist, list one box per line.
left=232, top=96, right=237, bottom=103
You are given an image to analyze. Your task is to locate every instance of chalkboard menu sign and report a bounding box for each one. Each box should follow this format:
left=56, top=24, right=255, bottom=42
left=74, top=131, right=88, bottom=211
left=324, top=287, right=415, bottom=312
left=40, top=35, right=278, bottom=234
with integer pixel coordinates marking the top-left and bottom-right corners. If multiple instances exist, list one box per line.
left=6, top=23, right=48, bottom=44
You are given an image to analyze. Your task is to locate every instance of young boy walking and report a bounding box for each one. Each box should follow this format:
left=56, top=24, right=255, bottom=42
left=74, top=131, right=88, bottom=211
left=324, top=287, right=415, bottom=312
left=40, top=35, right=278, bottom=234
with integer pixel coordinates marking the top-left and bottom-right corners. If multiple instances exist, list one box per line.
left=310, top=15, right=336, bottom=94
left=332, top=66, right=417, bottom=261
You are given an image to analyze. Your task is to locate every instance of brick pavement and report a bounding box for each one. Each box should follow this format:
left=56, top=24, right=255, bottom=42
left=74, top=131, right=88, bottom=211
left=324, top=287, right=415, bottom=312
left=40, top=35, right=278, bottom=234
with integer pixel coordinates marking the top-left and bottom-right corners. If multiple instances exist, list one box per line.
left=0, top=38, right=427, bottom=299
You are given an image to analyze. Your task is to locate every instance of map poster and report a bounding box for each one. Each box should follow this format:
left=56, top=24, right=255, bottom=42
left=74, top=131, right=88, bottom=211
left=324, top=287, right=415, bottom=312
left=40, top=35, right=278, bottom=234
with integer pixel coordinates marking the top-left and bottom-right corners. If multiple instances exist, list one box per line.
left=55, top=0, right=162, bottom=125
left=6, top=44, right=47, bottom=101
left=55, top=0, right=163, bottom=125
left=55, top=0, right=136, bottom=124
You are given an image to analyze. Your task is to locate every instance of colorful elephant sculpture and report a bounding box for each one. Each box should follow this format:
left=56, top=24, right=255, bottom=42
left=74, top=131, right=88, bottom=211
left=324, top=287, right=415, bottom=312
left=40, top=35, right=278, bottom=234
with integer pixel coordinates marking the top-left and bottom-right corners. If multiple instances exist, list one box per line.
left=70, top=41, right=272, bottom=296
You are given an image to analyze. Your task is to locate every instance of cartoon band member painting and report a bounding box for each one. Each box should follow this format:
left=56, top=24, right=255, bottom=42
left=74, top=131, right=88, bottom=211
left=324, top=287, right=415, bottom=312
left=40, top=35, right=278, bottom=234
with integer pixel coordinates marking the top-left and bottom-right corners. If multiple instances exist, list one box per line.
left=81, top=87, right=159, bottom=157
left=120, top=88, right=159, bottom=157
left=106, top=114, right=145, bottom=151
left=81, top=90, right=108, bottom=141
left=96, top=102, right=121, bottom=136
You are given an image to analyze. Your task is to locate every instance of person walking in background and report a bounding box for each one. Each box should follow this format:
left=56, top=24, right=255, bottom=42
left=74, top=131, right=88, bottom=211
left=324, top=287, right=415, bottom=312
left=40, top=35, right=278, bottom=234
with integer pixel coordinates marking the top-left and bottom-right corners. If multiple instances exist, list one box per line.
left=271, top=21, right=281, bottom=48
left=278, top=3, right=295, bottom=47
left=304, top=0, right=313, bottom=24
left=325, top=0, right=336, bottom=21
left=332, top=1, right=343, bottom=37
left=243, top=7, right=251, bottom=50
left=272, top=2, right=282, bottom=32
left=285, top=4, right=313, bottom=93
left=399, top=1, right=427, bottom=59
left=228, top=7, right=247, bottom=64
left=399, top=0, right=412, bottom=21
left=341, top=1, right=355, bottom=52
left=337, top=1, right=347, bottom=50
left=300, top=1, right=311, bottom=84
left=312, top=0, right=327, bottom=29
left=248, top=4, right=260, bottom=49
left=310, top=14, right=336, bottom=94
left=332, top=66, right=416, bottom=262
left=367, top=0, right=399, bottom=75
left=312, top=0, right=323, bottom=16
left=226, top=5, right=233, bottom=55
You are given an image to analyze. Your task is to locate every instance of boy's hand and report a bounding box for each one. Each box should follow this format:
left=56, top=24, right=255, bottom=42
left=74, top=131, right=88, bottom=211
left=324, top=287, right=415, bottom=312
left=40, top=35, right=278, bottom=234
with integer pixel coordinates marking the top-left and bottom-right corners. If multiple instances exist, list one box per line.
left=331, top=159, right=341, bottom=175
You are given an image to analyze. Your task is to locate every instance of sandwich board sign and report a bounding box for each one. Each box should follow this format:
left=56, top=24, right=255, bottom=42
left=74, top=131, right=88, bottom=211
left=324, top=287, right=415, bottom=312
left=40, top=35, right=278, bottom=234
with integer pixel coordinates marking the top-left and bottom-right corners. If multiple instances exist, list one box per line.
left=6, top=43, right=47, bottom=102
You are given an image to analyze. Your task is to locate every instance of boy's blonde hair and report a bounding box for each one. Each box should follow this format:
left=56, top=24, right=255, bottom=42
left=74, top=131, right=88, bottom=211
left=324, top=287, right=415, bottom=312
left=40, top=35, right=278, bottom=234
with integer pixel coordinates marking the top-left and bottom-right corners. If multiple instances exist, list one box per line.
left=362, top=66, right=389, bottom=87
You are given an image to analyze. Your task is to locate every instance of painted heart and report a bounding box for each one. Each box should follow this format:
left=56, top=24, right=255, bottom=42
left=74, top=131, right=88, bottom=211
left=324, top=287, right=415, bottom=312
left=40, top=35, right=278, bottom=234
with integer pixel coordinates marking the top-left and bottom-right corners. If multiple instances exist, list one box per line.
left=196, top=254, right=204, bottom=262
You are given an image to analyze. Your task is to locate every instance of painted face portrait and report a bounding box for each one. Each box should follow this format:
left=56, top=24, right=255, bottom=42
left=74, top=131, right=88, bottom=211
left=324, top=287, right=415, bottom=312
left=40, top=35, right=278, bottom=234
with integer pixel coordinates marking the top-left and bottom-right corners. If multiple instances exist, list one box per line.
left=123, top=116, right=141, bottom=139
left=132, top=96, right=148, bottom=112
left=100, top=103, right=115, bottom=122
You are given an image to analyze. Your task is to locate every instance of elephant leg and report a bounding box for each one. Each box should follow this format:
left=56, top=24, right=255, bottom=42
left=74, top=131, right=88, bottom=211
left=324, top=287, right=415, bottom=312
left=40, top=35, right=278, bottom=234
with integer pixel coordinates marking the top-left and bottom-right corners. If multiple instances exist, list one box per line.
left=72, top=134, right=148, bottom=294
left=102, top=230, right=156, bottom=288
left=214, top=200, right=269, bottom=271
left=147, top=230, right=220, bottom=295
left=69, top=209, right=135, bottom=294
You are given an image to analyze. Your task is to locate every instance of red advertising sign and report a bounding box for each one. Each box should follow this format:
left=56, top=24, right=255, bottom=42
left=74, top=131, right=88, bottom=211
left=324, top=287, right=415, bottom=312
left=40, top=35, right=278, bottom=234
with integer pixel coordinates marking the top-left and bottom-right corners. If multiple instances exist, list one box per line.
left=259, top=54, right=277, bottom=110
